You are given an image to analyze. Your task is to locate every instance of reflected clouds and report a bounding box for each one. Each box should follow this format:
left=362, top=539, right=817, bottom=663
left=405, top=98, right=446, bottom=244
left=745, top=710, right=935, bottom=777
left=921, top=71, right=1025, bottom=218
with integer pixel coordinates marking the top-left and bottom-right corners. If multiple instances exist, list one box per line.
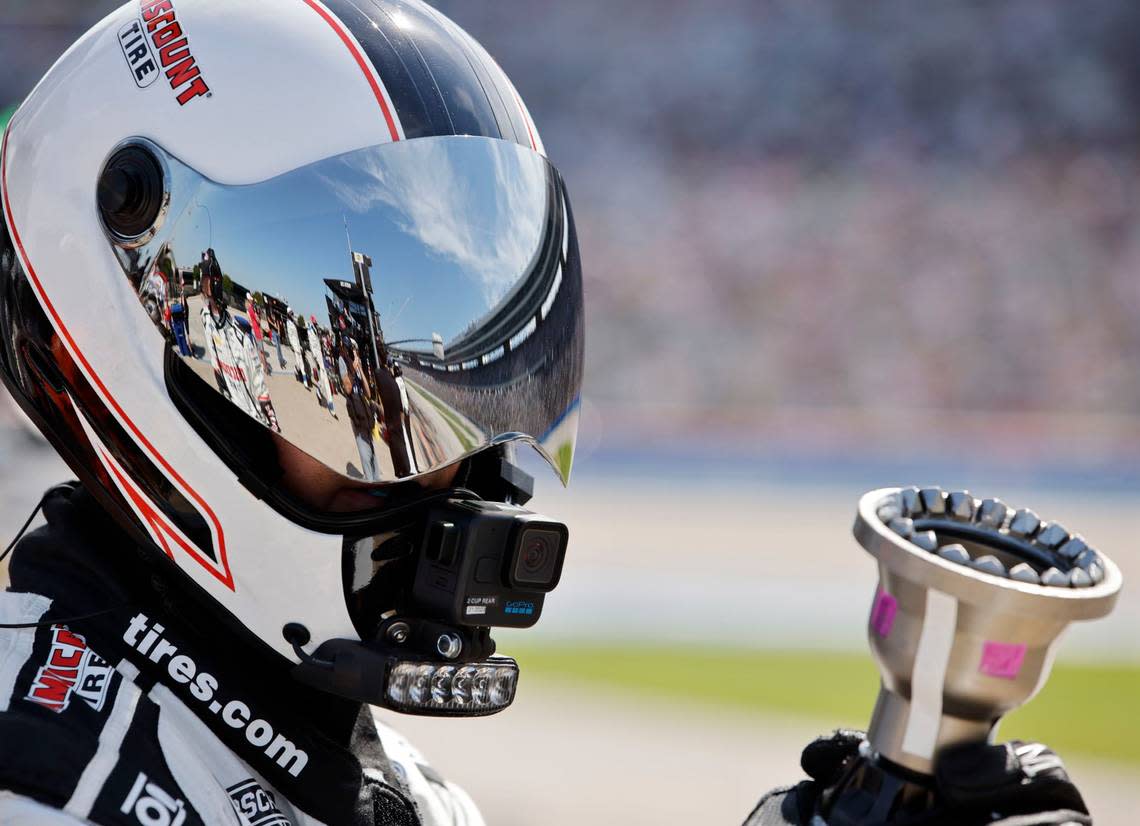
left=320, top=138, right=547, bottom=308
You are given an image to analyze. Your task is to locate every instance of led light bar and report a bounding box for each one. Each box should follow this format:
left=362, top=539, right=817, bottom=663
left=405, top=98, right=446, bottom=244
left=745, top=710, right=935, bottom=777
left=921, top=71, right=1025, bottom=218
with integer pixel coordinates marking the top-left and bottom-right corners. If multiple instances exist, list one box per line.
left=384, top=656, right=519, bottom=716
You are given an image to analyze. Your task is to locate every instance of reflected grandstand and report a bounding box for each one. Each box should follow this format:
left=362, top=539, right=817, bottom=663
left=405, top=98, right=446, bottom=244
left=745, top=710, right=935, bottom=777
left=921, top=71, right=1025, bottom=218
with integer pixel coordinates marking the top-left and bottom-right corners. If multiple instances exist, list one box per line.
left=391, top=193, right=583, bottom=477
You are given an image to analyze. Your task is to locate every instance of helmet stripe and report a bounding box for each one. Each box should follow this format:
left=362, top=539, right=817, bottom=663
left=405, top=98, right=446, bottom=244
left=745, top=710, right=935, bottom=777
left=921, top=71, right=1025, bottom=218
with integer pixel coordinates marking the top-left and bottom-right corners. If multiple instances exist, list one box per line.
left=412, top=1, right=523, bottom=147
left=508, top=83, right=538, bottom=153
left=300, top=0, right=404, bottom=142
left=318, top=0, right=539, bottom=150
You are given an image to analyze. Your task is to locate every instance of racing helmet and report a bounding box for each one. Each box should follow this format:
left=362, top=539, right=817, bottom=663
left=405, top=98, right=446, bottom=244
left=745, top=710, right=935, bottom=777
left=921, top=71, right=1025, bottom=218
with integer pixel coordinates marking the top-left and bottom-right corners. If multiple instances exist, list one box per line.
left=0, top=0, right=583, bottom=712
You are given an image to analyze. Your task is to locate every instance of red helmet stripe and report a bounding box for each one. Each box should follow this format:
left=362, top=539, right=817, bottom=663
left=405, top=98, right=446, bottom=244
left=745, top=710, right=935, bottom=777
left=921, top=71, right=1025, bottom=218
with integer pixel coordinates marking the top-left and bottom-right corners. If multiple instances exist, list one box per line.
left=509, top=84, right=537, bottom=152
left=101, top=442, right=232, bottom=586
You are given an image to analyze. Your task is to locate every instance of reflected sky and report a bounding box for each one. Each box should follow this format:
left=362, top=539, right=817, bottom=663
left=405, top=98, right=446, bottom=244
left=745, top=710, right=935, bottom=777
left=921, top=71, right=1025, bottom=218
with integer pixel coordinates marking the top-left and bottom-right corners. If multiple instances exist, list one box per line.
left=170, top=137, right=553, bottom=346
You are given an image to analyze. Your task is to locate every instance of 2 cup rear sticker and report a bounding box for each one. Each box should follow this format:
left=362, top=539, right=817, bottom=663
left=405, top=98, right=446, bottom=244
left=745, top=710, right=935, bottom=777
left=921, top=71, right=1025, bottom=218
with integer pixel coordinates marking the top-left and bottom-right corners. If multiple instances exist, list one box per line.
left=466, top=595, right=498, bottom=616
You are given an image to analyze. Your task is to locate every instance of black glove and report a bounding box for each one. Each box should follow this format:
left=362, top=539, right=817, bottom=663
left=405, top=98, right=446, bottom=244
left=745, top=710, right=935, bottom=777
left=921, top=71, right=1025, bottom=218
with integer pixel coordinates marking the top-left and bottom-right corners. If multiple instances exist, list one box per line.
left=744, top=732, right=1092, bottom=826
left=744, top=730, right=866, bottom=825
left=934, top=740, right=1091, bottom=826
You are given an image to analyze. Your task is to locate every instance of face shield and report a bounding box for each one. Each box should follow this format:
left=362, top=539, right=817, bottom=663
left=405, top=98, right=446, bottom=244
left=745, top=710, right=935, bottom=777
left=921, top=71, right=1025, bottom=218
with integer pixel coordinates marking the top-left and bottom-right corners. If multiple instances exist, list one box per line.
left=104, top=136, right=583, bottom=511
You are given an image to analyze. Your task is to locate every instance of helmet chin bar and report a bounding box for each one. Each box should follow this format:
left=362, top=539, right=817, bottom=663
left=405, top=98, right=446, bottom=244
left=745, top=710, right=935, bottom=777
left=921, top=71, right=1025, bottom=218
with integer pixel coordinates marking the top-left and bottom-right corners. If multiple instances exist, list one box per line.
left=820, top=486, right=1122, bottom=823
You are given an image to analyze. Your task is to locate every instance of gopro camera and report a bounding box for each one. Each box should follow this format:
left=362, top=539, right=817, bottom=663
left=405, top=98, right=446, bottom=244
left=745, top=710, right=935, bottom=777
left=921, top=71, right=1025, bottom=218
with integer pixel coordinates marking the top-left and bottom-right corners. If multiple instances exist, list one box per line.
left=412, top=500, right=569, bottom=628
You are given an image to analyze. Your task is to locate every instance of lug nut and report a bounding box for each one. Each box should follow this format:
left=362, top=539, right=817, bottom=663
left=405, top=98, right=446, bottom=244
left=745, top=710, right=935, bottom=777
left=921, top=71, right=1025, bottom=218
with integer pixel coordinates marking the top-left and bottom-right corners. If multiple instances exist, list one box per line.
left=910, top=531, right=938, bottom=553
left=1073, top=549, right=1106, bottom=586
left=1008, top=509, right=1042, bottom=539
left=1009, top=562, right=1040, bottom=584
left=1069, top=568, right=1093, bottom=588
left=938, top=544, right=970, bottom=565
left=888, top=517, right=914, bottom=538
left=1088, top=562, right=1105, bottom=585
left=1059, top=536, right=1089, bottom=561
left=919, top=488, right=947, bottom=516
left=946, top=491, right=975, bottom=521
left=877, top=500, right=903, bottom=523
left=1074, top=547, right=1101, bottom=571
left=972, top=555, right=1006, bottom=577
left=900, top=487, right=921, bottom=517
left=1035, top=522, right=1069, bottom=550
left=975, top=498, right=1008, bottom=529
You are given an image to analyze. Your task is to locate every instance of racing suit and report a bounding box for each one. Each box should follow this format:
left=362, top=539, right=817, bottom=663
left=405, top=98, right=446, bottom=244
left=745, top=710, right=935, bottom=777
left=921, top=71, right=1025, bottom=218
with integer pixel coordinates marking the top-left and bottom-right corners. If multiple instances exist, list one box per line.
left=0, top=483, right=483, bottom=825
left=374, top=366, right=415, bottom=479
left=286, top=320, right=307, bottom=387
left=307, top=325, right=334, bottom=414
left=201, top=306, right=278, bottom=431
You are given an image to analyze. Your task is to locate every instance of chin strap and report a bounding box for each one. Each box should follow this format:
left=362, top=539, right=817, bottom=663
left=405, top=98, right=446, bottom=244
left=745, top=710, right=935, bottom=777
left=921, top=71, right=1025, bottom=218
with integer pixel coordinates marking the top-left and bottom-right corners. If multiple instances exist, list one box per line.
left=0, top=606, right=122, bottom=630
left=0, top=485, right=58, bottom=564
left=283, top=622, right=336, bottom=669
left=0, top=483, right=122, bottom=630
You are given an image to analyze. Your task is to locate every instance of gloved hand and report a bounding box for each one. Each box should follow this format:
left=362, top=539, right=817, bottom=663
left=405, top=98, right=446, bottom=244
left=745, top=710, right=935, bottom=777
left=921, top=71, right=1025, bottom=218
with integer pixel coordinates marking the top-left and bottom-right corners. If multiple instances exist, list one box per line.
left=744, top=731, right=1092, bottom=826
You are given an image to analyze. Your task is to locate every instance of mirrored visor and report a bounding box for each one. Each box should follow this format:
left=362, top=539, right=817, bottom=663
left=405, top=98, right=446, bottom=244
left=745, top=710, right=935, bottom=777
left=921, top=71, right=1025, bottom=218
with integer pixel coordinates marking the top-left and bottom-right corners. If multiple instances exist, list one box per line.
left=109, top=136, right=583, bottom=487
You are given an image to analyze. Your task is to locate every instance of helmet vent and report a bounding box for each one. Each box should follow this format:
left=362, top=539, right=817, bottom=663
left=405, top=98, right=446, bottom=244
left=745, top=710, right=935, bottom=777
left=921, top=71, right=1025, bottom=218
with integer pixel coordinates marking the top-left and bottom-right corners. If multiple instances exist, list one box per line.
left=97, top=145, right=166, bottom=242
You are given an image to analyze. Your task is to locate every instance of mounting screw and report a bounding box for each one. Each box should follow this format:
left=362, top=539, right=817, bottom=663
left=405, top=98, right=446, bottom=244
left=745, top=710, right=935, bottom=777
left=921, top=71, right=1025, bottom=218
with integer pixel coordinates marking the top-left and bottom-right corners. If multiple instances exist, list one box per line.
left=436, top=633, right=462, bottom=660
left=386, top=621, right=411, bottom=644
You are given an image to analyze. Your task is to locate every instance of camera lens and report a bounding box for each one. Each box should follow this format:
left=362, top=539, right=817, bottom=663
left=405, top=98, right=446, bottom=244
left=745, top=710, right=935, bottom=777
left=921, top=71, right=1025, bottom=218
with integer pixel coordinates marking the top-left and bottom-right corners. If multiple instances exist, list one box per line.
left=511, top=526, right=565, bottom=590
left=522, top=537, right=550, bottom=574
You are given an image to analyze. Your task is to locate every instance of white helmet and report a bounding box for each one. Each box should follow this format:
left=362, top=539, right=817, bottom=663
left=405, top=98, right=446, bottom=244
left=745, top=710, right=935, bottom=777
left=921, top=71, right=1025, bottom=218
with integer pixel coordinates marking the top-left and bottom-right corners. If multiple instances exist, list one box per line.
left=1, top=0, right=583, bottom=714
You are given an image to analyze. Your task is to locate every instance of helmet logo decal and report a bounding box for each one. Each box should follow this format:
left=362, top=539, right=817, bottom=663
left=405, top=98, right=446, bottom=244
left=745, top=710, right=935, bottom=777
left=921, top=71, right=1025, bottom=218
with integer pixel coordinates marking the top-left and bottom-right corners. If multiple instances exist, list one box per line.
left=138, top=0, right=211, bottom=106
left=117, top=19, right=160, bottom=90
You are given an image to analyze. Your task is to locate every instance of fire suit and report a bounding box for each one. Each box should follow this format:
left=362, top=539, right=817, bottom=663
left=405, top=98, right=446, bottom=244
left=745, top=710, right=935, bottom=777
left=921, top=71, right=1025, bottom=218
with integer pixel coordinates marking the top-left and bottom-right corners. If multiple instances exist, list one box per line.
left=201, top=306, right=277, bottom=431
left=307, top=324, right=334, bottom=414
left=286, top=319, right=307, bottom=387
left=0, top=483, right=484, bottom=825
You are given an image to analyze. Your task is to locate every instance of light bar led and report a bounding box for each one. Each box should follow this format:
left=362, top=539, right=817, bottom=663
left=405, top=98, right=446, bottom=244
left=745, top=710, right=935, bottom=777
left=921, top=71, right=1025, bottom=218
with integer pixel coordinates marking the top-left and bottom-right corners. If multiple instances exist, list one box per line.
left=384, top=656, right=519, bottom=716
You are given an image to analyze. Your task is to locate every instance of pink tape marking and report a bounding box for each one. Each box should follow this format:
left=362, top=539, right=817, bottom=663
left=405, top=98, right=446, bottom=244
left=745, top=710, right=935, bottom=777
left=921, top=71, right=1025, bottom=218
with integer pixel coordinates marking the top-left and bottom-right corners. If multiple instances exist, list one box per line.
left=871, top=589, right=898, bottom=638
left=980, top=641, right=1027, bottom=679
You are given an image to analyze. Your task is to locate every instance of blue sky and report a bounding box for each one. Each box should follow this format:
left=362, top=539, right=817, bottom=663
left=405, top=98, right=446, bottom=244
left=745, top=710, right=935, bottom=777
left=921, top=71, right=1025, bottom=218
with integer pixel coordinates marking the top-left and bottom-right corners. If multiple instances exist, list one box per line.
left=171, top=137, right=551, bottom=347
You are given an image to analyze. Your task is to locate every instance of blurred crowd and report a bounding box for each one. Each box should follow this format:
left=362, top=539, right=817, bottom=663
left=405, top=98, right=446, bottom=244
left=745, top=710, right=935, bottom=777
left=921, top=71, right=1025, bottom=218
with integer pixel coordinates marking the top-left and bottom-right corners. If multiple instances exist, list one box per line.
left=6, top=0, right=1140, bottom=456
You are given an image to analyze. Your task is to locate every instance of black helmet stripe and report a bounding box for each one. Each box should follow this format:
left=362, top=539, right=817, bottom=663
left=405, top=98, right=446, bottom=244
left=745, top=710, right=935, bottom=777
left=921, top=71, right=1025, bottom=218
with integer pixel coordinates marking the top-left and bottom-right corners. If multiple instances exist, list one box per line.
left=415, top=1, right=534, bottom=149
left=320, top=0, right=535, bottom=148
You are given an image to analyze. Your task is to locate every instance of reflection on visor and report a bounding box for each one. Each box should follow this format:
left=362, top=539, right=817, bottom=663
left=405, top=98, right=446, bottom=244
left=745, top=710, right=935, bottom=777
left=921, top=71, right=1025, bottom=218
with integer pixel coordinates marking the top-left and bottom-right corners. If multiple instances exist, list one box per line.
left=109, top=137, right=583, bottom=485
